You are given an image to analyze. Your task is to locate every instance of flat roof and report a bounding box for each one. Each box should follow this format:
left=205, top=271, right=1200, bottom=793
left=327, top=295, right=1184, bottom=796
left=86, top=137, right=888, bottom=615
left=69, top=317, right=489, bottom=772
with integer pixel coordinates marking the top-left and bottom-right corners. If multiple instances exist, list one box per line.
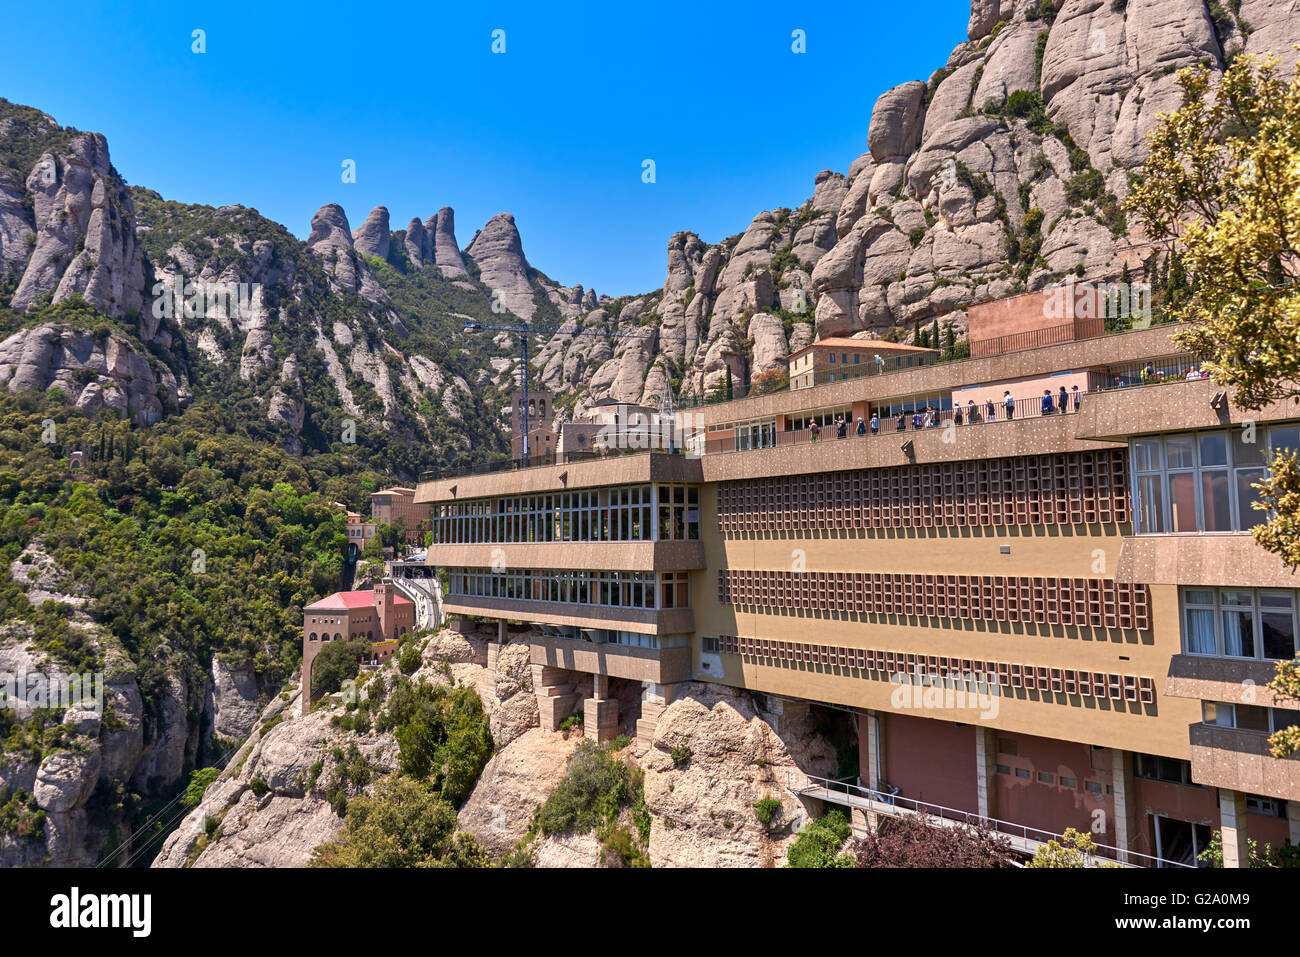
left=787, top=338, right=939, bottom=361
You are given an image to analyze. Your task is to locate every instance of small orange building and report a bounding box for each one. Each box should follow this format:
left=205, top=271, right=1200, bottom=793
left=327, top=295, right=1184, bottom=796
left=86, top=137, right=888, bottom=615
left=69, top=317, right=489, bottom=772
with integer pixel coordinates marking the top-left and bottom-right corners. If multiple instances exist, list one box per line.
left=787, top=338, right=936, bottom=390
left=301, top=583, right=416, bottom=712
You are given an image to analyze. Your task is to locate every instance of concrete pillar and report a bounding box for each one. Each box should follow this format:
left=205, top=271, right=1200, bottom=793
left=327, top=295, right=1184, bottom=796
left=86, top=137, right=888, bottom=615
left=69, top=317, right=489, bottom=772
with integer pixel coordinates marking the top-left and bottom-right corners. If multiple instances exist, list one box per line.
left=532, top=665, right=582, bottom=732
left=975, top=727, right=998, bottom=820
left=1289, top=801, right=1300, bottom=848
left=1218, top=788, right=1248, bottom=868
left=864, top=712, right=882, bottom=789
left=864, top=711, right=884, bottom=834
left=635, top=682, right=682, bottom=755
left=497, top=619, right=507, bottom=643
left=584, top=693, right=619, bottom=742
left=1110, top=748, right=1138, bottom=863
left=593, top=673, right=610, bottom=699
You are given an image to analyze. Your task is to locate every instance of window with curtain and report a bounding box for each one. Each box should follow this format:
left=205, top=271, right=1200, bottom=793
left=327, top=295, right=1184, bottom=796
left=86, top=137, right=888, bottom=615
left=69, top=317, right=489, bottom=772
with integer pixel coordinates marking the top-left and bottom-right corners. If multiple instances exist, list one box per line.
left=1181, top=587, right=1299, bottom=659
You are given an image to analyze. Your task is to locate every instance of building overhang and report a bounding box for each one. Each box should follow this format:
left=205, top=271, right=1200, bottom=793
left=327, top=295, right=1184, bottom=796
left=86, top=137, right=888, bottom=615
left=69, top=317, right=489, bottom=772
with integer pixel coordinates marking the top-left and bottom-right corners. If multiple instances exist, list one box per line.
left=528, top=633, right=693, bottom=684
left=1073, top=378, right=1300, bottom=442
left=1164, top=654, right=1288, bottom=707
left=429, top=541, right=705, bottom=571
left=440, top=596, right=694, bottom=636
left=1115, top=535, right=1300, bottom=588
left=414, top=450, right=704, bottom=504
left=1188, top=722, right=1300, bottom=800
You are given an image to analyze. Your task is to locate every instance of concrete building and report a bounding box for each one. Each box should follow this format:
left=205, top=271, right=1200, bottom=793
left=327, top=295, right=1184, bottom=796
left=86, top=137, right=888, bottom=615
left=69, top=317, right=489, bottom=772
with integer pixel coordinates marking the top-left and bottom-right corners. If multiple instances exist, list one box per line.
left=301, top=583, right=415, bottom=712
left=787, top=338, right=937, bottom=390
left=415, top=317, right=1300, bottom=867
left=370, top=486, right=430, bottom=544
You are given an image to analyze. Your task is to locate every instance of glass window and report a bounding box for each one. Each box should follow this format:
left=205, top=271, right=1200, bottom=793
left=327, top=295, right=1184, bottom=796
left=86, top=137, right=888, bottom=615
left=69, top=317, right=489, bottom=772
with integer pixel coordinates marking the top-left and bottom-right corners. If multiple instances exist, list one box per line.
left=1199, top=432, right=1229, bottom=467
left=1235, top=705, right=1272, bottom=732
left=1136, top=475, right=1165, bottom=533
left=1166, top=434, right=1196, bottom=469
left=1236, top=467, right=1267, bottom=529
left=1201, top=470, right=1232, bottom=531
left=1221, top=590, right=1256, bottom=658
left=1260, top=592, right=1297, bottom=660
left=1271, top=426, right=1300, bottom=455
left=1133, top=439, right=1163, bottom=472
left=1167, top=471, right=1197, bottom=532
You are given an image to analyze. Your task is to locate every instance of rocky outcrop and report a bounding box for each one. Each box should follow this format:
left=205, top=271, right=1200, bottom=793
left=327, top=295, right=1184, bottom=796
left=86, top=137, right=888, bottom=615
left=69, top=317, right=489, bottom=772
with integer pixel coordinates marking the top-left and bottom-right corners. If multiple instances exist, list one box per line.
left=403, top=216, right=427, bottom=268
left=457, top=728, right=576, bottom=856
left=9, top=133, right=146, bottom=318
left=466, top=213, right=535, bottom=320
left=0, top=323, right=173, bottom=425
left=306, top=203, right=360, bottom=293
left=350, top=205, right=390, bottom=258
left=430, top=206, right=467, bottom=277
left=207, top=656, right=261, bottom=742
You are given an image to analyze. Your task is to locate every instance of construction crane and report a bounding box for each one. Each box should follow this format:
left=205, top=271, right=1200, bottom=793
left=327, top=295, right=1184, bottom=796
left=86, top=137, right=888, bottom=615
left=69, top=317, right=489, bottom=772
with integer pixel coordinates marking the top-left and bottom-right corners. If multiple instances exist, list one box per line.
left=462, top=314, right=672, bottom=467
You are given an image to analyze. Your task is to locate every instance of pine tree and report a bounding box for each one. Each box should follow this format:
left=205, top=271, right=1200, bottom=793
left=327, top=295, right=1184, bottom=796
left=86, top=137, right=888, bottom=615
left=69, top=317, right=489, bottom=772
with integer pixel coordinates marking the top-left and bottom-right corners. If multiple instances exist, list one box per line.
left=931, top=317, right=940, bottom=351
left=943, top=321, right=954, bottom=358
left=725, top=368, right=733, bottom=401
left=913, top=319, right=921, bottom=347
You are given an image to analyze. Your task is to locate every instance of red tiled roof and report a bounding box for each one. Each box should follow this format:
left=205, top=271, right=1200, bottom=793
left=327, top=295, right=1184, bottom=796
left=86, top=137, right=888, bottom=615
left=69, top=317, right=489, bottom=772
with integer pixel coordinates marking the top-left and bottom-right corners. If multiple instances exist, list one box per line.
left=305, top=589, right=412, bottom=611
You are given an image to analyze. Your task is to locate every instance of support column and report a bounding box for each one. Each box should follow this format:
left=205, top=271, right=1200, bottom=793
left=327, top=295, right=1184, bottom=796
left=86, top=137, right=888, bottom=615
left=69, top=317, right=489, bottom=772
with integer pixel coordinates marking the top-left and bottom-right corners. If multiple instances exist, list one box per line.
left=975, top=727, right=998, bottom=821
left=1110, top=748, right=1138, bottom=863
left=585, top=673, right=618, bottom=742
left=864, top=711, right=884, bottom=834
left=532, top=665, right=581, bottom=731
left=1218, top=788, right=1248, bottom=868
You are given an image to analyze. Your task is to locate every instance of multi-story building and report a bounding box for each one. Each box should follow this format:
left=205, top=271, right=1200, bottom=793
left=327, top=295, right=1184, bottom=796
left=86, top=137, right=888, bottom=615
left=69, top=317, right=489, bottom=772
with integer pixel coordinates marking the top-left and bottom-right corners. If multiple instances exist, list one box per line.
left=301, top=583, right=415, bottom=712
left=414, top=313, right=1300, bottom=867
left=370, top=486, right=431, bottom=544
left=787, top=338, right=937, bottom=390
left=510, top=389, right=556, bottom=463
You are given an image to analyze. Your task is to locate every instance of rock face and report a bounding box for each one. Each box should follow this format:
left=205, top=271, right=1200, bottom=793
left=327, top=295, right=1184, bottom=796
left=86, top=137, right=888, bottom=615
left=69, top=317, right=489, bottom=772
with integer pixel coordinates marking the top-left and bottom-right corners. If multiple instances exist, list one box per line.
left=431, top=206, right=467, bottom=277
left=8, top=131, right=146, bottom=318
left=306, top=203, right=359, bottom=293
left=207, top=655, right=262, bottom=742
left=466, top=213, right=536, bottom=320
left=0, top=323, right=173, bottom=425
left=457, top=728, right=576, bottom=856
left=350, top=206, right=390, bottom=259
left=639, top=684, right=838, bottom=867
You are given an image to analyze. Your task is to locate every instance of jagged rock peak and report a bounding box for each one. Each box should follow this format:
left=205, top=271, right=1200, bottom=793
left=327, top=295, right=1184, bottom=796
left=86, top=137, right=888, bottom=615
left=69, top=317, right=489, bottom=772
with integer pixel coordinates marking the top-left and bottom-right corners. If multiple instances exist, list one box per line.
left=404, top=216, right=427, bottom=268
left=466, top=212, right=535, bottom=320
left=307, top=204, right=353, bottom=249
left=351, top=206, right=390, bottom=258
left=431, top=206, right=467, bottom=277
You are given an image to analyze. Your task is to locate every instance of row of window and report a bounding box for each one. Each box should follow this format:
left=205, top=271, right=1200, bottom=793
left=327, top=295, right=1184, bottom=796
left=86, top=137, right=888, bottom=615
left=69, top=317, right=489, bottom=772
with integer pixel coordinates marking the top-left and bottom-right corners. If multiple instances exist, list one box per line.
left=1133, top=425, right=1298, bottom=534
left=1181, top=587, right=1299, bottom=661
left=432, top=484, right=700, bottom=544
left=447, top=568, right=691, bottom=609
left=1202, top=701, right=1300, bottom=733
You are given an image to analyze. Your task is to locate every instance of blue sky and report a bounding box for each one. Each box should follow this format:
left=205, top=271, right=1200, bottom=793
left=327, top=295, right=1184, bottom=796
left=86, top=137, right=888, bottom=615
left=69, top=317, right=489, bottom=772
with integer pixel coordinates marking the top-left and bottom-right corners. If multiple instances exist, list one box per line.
left=1, top=0, right=970, bottom=296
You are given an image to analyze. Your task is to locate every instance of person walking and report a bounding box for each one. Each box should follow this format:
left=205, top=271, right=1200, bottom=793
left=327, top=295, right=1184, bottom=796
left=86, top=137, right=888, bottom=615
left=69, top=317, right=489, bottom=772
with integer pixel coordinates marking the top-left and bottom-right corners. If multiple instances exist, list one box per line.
left=954, top=404, right=964, bottom=426
left=857, top=416, right=867, bottom=436
left=968, top=399, right=978, bottom=423
left=912, top=409, right=924, bottom=431
left=1058, top=385, right=1069, bottom=413
left=986, top=398, right=996, bottom=422
left=1004, top=391, right=1015, bottom=419
left=810, top=420, right=820, bottom=443
left=836, top=415, right=847, bottom=439
left=870, top=413, right=879, bottom=435
left=1071, top=384, right=1081, bottom=411
left=1041, top=390, right=1054, bottom=415
left=896, top=411, right=906, bottom=432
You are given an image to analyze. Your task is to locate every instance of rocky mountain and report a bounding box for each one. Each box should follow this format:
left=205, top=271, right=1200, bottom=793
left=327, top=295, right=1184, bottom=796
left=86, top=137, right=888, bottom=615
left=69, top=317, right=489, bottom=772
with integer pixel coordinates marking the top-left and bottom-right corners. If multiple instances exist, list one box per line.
left=153, top=624, right=840, bottom=868
left=4, top=0, right=1300, bottom=457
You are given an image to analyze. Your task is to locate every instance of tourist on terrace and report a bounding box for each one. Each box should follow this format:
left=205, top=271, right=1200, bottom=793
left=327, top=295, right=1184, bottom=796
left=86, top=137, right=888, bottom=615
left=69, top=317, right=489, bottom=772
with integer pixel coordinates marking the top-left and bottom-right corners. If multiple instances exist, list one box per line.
left=810, top=421, right=821, bottom=443
left=1058, top=386, right=1069, bottom=413
left=985, top=398, right=996, bottom=421
left=954, top=404, right=964, bottom=426
left=1041, top=390, right=1055, bottom=415
left=836, top=416, right=847, bottom=439
left=1071, top=384, right=1081, bottom=411
left=967, top=399, right=978, bottom=423
left=1004, top=391, right=1015, bottom=419
left=870, top=413, right=879, bottom=435
left=912, top=410, right=924, bottom=430
left=857, top=416, right=867, bottom=436
left=896, top=411, right=906, bottom=432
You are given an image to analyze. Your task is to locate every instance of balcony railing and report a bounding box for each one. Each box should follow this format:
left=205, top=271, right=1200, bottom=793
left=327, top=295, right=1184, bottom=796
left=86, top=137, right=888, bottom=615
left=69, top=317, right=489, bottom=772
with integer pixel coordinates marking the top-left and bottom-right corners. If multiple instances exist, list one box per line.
left=793, top=772, right=1191, bottom=868
left=418, top=446, right=691, bottom=484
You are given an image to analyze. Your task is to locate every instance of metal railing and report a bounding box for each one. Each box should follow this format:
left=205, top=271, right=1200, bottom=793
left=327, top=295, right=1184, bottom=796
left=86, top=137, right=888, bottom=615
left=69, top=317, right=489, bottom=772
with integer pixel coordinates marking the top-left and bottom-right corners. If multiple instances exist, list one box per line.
left=792, top=772, right=1192, bottom=869
left=418, top=445, right=692, bottom=484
